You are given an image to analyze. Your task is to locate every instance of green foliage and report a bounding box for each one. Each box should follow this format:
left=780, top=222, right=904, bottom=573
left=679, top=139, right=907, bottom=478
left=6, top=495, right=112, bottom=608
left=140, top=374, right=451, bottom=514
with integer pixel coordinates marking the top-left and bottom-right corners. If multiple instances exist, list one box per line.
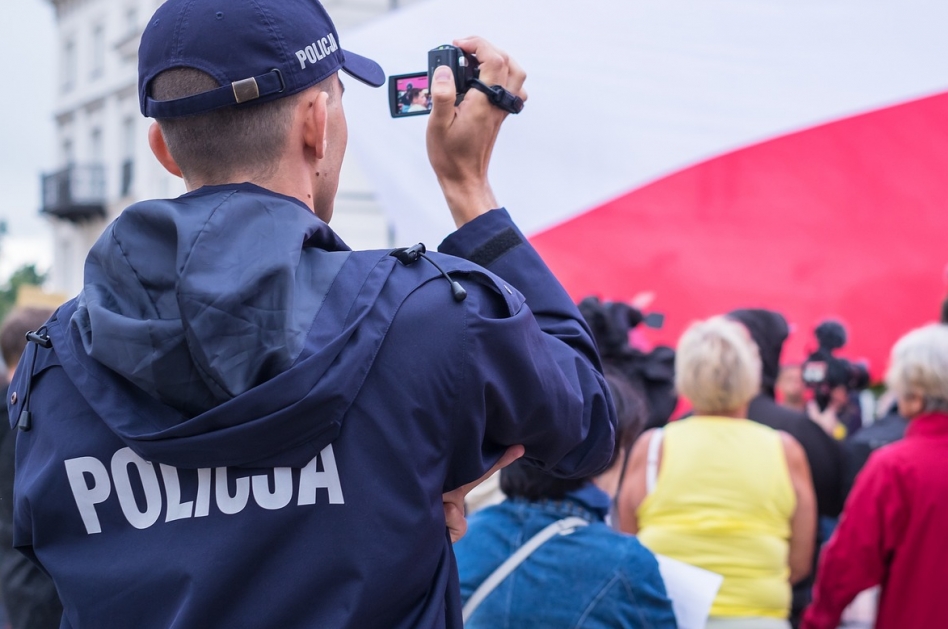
left=0, top=264, right=48, bottom=323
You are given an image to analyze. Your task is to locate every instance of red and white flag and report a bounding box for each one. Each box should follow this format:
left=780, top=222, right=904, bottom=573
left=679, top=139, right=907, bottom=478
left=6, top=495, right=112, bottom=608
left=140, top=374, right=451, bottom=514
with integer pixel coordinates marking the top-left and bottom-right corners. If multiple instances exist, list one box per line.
left=345, top=0, right=948, bottom=374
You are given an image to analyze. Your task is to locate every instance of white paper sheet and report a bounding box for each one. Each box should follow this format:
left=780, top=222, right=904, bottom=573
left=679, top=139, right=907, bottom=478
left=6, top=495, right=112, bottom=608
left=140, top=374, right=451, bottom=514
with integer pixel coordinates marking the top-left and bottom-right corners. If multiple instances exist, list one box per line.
left=655, top=554, right=724, bottom=629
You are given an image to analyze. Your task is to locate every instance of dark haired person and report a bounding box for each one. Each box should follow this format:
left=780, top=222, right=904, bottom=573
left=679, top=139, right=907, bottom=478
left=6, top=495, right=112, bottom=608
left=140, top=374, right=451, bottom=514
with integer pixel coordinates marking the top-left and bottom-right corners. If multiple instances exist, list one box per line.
left=455, top=372, right=676, bottom=629
left=727, top=310, right=844, bottom=519
left=776, top=364, right=806, bottom=412
left=727, top=309, right=845, bottom=626
left=0, top=307, right=62, bottom=629
left=5, top=1, right=616, bottom=627
left=590, top=370, right=650, bottom=524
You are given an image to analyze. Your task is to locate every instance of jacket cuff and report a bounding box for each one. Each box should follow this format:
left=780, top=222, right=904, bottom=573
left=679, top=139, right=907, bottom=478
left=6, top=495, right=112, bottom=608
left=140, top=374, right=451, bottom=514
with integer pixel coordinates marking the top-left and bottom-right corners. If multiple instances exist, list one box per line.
left=438, top=209, right=585, bottom=329
left=437, top=209, right=525, bottom=267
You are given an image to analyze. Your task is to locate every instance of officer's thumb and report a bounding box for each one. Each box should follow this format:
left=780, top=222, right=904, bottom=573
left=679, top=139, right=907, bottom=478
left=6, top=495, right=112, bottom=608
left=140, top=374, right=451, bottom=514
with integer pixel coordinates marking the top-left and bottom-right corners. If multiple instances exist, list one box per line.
left=428, top=66, right=457, bottom=129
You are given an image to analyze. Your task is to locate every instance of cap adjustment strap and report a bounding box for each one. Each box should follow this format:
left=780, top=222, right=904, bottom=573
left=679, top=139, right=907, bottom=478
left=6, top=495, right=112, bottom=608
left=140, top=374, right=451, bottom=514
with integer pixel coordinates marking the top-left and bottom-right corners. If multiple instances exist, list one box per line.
left=232, top=77, right=261, bottom=104
left=144, top=68, right=285, bottom=119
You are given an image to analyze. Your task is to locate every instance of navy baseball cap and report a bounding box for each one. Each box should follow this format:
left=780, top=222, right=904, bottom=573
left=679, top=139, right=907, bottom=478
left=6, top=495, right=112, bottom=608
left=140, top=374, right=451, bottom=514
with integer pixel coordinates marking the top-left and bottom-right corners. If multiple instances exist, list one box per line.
left=139, top=0, right=385, bottom=119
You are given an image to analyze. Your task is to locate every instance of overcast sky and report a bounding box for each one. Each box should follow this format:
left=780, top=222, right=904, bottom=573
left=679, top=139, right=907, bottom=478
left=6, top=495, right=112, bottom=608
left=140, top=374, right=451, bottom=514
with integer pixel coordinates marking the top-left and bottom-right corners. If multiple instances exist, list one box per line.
left=0, top=1, right=56, bottom=279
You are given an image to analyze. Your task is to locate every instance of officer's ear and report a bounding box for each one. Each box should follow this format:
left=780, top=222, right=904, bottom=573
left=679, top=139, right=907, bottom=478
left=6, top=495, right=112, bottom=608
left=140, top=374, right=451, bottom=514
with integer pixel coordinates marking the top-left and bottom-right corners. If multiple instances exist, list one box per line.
left=148, top=123, right=183, bottom=179
left=301, top=88, right=330, bottom=161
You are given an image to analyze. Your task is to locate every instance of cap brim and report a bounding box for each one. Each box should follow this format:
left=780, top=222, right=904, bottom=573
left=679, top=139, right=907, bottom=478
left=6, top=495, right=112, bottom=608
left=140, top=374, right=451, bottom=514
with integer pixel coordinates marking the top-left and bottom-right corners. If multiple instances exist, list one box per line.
left=342, top=50, right=385, bottom=88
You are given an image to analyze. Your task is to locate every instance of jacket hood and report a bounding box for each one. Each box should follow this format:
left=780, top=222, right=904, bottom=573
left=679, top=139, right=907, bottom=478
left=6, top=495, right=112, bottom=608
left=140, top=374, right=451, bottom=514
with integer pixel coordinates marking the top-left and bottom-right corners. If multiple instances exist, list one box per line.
left=728, top=308, right=788, bottom=397
left=54, top=184, right=388, bottom=469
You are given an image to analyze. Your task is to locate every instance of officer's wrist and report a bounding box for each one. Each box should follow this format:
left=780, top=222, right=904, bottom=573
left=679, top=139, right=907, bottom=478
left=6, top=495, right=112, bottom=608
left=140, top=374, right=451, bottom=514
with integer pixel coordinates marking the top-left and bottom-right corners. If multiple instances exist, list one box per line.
left=439, top=181, right=498, bottom=228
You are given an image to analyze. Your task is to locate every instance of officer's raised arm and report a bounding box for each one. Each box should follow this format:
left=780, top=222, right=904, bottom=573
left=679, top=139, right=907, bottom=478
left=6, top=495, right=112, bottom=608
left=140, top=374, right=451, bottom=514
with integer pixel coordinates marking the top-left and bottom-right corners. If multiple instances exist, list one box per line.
left=426, top=37, right=527, bottom=228
left=425, top=38, right=616, bottom=486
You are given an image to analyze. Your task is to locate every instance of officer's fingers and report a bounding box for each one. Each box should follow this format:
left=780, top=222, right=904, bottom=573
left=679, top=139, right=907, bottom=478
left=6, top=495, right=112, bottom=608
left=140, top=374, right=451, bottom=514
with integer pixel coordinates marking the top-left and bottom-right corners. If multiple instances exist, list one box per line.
left=491, top=444, right=525, bottom=475
left=505, top=56, right=528, bottom=103
left=444, top=500, right=468, bottom=543
left=454, top=36, right=509, bottom=89
left=452, top=444, right=523, bottom=500
left=428, top=65, right=458, bottom=131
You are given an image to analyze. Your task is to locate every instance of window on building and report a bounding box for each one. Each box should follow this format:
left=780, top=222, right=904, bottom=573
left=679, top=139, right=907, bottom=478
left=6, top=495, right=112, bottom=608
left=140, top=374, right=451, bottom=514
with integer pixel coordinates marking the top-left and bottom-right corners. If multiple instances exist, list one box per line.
left=121, top=118, right=135, bottom=197
left=62, top=139, right=74, bottom=166
left=90, top=128, right=103, bottom=164
left=91, top=24, right=105, bottom=79
left=62, top=37, right=76, bottom=92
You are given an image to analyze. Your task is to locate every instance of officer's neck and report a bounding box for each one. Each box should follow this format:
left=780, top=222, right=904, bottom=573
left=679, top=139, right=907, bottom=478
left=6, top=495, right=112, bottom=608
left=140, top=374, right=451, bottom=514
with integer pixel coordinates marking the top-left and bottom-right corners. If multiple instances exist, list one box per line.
left=182, top=163, right=319, bottom=216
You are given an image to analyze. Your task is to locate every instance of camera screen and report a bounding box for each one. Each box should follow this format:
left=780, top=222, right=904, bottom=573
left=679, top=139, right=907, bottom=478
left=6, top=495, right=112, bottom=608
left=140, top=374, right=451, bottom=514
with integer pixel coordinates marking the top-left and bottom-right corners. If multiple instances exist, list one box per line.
left=388, top=72, right=432, bottom=117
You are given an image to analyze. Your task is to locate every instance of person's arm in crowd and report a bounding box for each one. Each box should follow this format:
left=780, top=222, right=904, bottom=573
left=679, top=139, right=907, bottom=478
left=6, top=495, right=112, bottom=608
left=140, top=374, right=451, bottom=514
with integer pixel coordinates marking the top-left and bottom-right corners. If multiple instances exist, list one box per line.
left=807, top=401, right=847, bottom=440
left=779, top=432, right=817, bottom=584
left=429, top=39, right=615, bottom=495
left=614, top=428, right=657, bottom=534
left=801, top=454, right=904, bottom=629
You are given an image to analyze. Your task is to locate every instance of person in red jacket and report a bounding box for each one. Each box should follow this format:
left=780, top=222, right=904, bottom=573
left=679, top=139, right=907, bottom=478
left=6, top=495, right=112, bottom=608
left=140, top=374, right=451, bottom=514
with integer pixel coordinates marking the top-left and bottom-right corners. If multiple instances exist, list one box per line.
left=802, top=323, right=948, bottom=629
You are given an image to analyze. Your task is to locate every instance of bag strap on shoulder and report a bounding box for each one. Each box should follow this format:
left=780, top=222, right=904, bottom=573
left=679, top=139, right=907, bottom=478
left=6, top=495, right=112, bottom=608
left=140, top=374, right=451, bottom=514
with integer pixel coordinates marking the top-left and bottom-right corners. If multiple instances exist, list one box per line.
left=646, top=427, right=665, bottom=495
left=462, top=516, right=588, bottom=623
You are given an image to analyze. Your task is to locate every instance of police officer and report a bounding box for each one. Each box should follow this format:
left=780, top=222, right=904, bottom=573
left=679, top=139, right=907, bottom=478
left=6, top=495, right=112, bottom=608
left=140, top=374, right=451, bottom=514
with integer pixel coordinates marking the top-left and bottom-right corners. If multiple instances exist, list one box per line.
left=8, top=1, right=616, bottom=627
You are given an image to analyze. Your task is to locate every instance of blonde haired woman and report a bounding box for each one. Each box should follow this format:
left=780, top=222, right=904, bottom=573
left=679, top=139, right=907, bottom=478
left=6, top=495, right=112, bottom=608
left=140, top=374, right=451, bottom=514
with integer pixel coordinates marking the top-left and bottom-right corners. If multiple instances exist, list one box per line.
left=618, top=316, right=816, bottom=629
left=803, top=324, right=948, bottom=629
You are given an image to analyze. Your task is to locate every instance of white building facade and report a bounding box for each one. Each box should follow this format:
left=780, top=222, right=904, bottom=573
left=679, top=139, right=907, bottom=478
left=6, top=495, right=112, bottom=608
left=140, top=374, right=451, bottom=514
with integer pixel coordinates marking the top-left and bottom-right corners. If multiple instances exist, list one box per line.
left=42, top=0, right=413, bottom=296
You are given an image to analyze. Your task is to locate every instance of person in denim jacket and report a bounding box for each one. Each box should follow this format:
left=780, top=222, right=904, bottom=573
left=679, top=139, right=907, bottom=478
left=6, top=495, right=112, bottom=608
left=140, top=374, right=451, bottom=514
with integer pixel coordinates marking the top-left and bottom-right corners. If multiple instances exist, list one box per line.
left=456, top=374, right=677, bottom=629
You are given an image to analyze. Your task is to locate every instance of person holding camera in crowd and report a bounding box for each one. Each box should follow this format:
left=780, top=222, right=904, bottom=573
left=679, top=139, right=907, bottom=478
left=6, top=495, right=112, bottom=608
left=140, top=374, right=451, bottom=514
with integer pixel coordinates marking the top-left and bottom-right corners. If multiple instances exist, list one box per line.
left=803, top=324, right=948, bottom=629
left=801, top=321, right=865, bottom=440
left=619, top=316, right=816, bottom=629
left=5, top=1, right=616, bottom=627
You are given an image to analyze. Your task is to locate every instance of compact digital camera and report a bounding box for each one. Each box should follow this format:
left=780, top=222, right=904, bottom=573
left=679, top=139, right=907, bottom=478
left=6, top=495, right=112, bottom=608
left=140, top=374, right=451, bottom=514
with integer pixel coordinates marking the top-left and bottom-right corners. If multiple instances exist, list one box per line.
left=388, top=45, right=480, bottom=118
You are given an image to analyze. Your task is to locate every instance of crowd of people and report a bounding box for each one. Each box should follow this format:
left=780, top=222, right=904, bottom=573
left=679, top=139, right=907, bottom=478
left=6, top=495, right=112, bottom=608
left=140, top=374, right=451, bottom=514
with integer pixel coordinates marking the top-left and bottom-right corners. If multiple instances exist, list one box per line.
left=0, top=0, right=944, bottom=627
left=2, top=295, right=944, bottom=628
left=456, top=297, right=948, bottom=629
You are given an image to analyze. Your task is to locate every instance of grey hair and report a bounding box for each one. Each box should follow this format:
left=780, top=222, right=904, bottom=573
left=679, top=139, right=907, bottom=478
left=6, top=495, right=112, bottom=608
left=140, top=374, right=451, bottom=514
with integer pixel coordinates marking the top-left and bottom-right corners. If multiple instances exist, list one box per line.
left=885, top=324, right=948, bottom=414
left=675, top=316, right=762, bottom=415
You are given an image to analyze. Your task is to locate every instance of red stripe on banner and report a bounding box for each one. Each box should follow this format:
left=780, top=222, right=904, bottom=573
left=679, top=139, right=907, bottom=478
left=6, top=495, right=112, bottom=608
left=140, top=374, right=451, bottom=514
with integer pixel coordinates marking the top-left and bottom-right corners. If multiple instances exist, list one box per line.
left=531, top=91, right=948, bottom=377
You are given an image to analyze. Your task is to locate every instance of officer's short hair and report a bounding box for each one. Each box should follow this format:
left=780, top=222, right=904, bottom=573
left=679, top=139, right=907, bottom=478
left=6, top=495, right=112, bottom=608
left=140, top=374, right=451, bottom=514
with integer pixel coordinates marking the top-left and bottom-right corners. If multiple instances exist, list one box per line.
left=151, top=68, right=333, bottom=184
left=0, top=307, right=54, bottom=372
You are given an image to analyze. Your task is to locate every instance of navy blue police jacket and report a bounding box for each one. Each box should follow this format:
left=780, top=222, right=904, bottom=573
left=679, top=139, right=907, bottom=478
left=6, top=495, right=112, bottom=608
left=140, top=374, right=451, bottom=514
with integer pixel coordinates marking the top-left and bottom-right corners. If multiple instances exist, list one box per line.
left=7, top=183, right=615, bottom=629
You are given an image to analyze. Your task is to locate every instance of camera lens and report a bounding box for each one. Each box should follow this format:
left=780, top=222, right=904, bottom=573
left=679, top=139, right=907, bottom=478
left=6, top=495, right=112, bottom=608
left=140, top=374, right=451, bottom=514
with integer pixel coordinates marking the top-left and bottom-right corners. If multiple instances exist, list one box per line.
left=435, top=56, right=442, bottom=64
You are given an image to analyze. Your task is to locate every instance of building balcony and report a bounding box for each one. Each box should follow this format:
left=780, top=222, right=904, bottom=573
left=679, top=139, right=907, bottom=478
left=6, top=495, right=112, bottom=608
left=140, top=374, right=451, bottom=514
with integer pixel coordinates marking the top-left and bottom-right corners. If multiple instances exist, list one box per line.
left=41, top=164, right=107, bottom=222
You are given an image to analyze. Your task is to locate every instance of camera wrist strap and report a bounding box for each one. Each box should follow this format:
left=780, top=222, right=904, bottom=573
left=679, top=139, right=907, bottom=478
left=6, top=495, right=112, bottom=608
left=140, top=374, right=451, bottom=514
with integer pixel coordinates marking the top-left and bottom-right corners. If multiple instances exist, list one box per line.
left=468, top=79, right=524, bottom=114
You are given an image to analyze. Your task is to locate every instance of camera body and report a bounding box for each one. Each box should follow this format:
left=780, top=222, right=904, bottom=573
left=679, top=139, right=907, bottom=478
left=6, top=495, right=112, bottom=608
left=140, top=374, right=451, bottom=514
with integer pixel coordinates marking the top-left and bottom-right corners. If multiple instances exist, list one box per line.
left=801, top=320, right=869, bottom=410
left=388, top=45, right=479, bottom=117
left=427, top=45, right=479, bottom=96
left=577, top=296, right=676, bottom=430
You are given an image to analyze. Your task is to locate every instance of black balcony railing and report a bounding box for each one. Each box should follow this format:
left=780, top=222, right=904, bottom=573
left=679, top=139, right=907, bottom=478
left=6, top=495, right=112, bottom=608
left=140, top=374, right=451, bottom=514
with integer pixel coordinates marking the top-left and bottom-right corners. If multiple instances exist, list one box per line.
left=41, top=164, right=107, bottom=222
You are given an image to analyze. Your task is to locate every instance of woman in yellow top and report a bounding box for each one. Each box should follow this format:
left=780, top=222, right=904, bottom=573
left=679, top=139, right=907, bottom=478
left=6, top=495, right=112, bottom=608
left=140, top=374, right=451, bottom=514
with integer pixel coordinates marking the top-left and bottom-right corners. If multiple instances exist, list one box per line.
left=618, top=316, right=816, bottom=629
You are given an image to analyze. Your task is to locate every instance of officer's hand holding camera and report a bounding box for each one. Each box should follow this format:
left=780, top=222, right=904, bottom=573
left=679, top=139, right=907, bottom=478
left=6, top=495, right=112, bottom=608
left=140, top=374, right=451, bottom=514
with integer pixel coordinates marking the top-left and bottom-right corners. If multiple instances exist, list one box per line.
left=426, top=37, right=528, bottom=229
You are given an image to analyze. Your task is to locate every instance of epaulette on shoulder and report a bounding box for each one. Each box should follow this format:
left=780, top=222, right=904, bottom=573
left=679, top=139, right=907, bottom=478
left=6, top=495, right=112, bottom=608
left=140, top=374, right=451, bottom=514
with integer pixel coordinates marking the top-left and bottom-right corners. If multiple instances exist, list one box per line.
left=389, top=244, right=525, bottom=317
